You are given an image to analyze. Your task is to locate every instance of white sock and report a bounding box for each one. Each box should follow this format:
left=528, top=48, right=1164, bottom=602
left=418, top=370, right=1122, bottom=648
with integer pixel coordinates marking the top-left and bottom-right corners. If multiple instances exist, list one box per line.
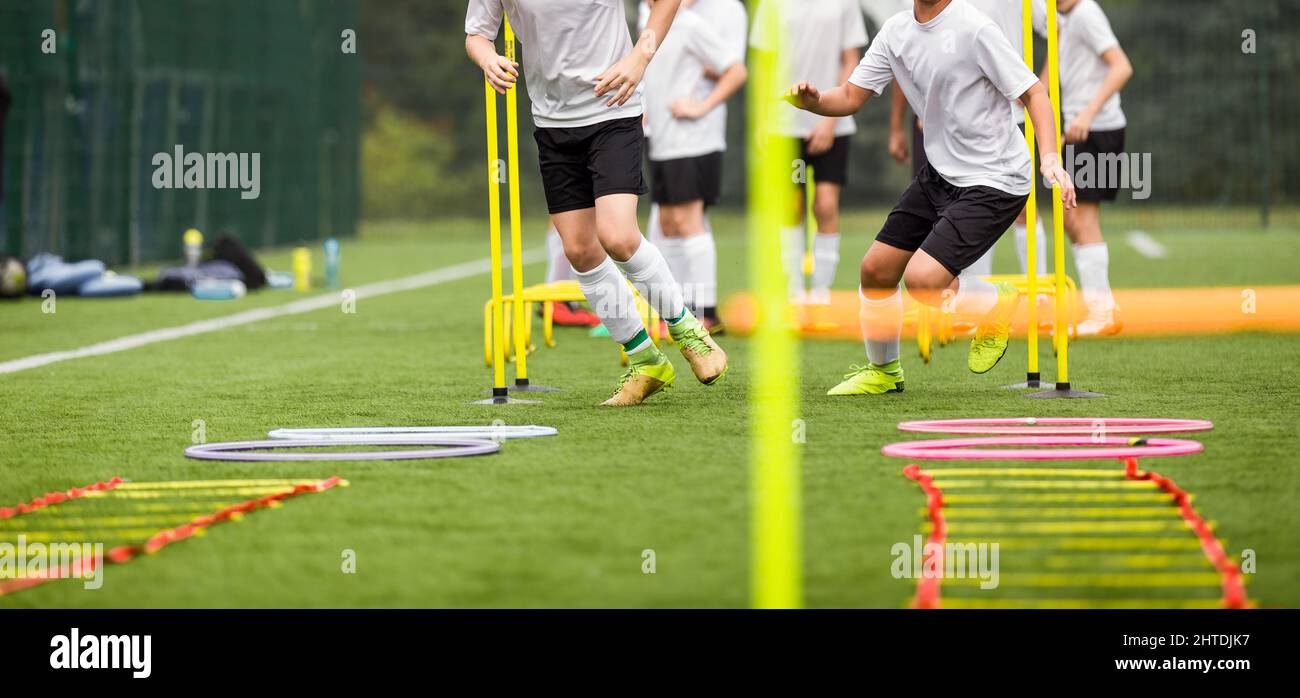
left=682, top=233, right=717, bottom=311
left=647, top=204, right=665, bottom=248
left=810, top=233, right=840, bottom=302
left=658, top=237, right=689, bottom=307
left=860, top=287, right=902, bottom=366
left=573, top=256, right=644, bottom=345
left=966, top=246, right=994, bottom=278
left=545, top=227, right=571, bottom=283
left=953, top=273, right=998, bottom=319
left=782, top=226, right=805, bottom=299
left=613, top=239, right=688, bottom=323
left=1072, top=242, right=1115, bottom=313
left=1016, top=218, right=1048, bottom=275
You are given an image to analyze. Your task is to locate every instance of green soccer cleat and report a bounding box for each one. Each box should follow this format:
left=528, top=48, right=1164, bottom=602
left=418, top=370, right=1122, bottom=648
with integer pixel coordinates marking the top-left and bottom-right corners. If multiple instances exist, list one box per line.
left=668, top=313, right=728, bottom=385
left=968, top=282, right=1021, bottom=374
left=601, top=351, right=676, bottom=406
left=826, top=362, right=905, bottom=396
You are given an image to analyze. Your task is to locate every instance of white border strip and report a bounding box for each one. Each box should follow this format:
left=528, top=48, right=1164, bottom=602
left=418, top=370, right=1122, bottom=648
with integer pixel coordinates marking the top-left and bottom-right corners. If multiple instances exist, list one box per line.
left=1, top=249, right=542, bottom=376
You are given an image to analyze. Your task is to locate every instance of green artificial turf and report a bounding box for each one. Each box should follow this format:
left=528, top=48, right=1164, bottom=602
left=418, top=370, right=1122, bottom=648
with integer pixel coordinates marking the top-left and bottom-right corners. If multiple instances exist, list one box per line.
left=1, top=213, right=1297, bottom=608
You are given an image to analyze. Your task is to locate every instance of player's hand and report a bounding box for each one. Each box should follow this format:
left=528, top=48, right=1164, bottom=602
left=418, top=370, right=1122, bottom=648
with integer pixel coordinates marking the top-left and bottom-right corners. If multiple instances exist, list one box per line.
left=670, top=98, right=709, bottom=120
left=806, top=118, right=836, bottom=156
left=888, top=128, right=909, bottom=163
left=784, top=82, right=821, bottom=111
left=1065, top=111, right=1093, bottom=143
left=1041, top=152, right=1077, bottom=210
left=595, top=50, right=649, bottom=107
left=479, top=54, right=519, bottom=94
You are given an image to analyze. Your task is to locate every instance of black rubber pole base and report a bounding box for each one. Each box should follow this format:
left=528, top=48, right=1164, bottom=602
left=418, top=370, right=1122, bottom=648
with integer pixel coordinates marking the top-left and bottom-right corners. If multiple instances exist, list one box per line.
left=1025, top=382, right=1106, bottom=399
left=1003, top=372, right=1045, bottom=390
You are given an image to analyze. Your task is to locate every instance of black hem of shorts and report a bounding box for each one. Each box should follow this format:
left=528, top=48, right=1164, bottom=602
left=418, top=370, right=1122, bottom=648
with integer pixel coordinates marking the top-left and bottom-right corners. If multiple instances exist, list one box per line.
left=547, top=187, right=647, bottom=215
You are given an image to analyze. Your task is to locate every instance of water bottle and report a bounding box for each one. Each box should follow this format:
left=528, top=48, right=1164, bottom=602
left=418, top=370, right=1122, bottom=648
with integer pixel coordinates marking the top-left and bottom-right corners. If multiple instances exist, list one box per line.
left=323, top=237, right=340, bottom=289
left=292, top=245, right=311, bottom=292
left=191, top=279, right=246, bottom=301
left=183, top=228, right=204, bottom=267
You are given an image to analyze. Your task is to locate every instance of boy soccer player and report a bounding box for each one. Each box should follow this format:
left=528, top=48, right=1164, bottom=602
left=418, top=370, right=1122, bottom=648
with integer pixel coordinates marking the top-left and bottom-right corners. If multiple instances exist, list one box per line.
left=1053, top=0, right=1132, bottom=336
left=751, top=0, right=869, bottom=305
left=786, top=0, right=1076, bottom=396
left=466, top=0, right=728, bottom=406
left=889, top=0, right=1047, bottom=280
left=642, top=0, right=747, bottom=329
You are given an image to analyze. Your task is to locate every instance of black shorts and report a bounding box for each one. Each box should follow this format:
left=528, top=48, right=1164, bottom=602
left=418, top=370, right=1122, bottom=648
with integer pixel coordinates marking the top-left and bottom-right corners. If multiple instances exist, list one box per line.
left=1068, top=128, right=1126, bottom=203
left=797, top=135, right=850, bottom=186
left=534, top=116, right=648, bottom=214
left=649, top=151, right=723, bottom=206
left=877, top=163, right=1029, bottom=277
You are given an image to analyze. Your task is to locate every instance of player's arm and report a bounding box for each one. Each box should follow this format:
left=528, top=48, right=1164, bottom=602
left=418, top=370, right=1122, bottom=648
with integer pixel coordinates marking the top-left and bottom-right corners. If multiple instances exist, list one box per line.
left=466, top=33, right=518, bottom=94
left=672, top=61, right=748, bottom=120
left=1020, top=81, right=1077, bottom=209
left=596, top=0, right=683, bottom=106
left=785, top=80, right=873, bottom=117
left=1065, top=46, right=1132, bottom=142
left=888, top=79, right=909, bottom=162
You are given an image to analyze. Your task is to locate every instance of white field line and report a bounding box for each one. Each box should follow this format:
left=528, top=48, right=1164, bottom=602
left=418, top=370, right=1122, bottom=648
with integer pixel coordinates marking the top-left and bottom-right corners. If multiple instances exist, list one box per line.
left=1125, top=230, right=1167, bottom=259
left=0, top=249, right=544, bottom=376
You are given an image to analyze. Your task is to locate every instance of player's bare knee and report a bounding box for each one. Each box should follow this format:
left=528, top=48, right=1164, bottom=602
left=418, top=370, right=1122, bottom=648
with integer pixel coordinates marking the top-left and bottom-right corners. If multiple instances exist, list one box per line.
left=860, top=254, right=902, bottom=291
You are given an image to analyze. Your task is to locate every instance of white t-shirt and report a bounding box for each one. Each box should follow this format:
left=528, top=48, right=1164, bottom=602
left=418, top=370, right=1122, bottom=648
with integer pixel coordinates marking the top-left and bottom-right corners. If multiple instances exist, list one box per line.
left=750, top=0, right=868, bottom=138
left=465, top=0, right=642, bottom=129
left=849, top=0, right=1040, bottom=195
left=643, top=11, right=741, bottom=161
left=1057, top=0, right=1126, bottom=130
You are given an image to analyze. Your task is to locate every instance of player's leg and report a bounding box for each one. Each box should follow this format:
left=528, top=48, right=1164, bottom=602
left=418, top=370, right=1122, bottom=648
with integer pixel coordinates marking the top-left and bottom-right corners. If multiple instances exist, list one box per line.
left=553, top=206, right=672, bottom=405
left=826, top=175, right=935, bottom=396
left=1065, top=201, right=1119, bottom=335
left=684, top=151, right=723, bottom=328
left=536, top=120, right=669, bottom=405
left=782, top=138, right=810, bottom=303
left=544, top=223, right=601, bottom=327
left=655, top=199, right=703, bottom=311
left=1066, top=128, right=1124, bottom=336
left=807, top=136, right=851, bottom=305
left=910, top=180, right=1028, bottom=375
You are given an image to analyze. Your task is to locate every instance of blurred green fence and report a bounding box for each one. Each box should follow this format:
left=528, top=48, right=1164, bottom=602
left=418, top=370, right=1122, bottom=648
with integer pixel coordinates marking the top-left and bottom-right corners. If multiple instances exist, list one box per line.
left=0, top=0, right=361, bottom=265
left=847, top=0, right=1299, bottom=228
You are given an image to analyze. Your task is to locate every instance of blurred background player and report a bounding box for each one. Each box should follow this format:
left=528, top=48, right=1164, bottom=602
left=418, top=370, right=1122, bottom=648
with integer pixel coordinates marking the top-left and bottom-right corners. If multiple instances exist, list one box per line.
left=466, top=0, right=728, bottom=406
left=1051, top=0, right=1132, bottom=336
left=751, top=0, right=869, bottom=305
left=641, top=0, right=747, bottom=331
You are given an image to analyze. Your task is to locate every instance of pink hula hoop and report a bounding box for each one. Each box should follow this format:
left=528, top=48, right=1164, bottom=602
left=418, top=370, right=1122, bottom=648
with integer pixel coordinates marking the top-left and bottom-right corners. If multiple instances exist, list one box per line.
left=881, top=436, right=1204, bottom=461
left=896, top=417, right=1213, bottom=436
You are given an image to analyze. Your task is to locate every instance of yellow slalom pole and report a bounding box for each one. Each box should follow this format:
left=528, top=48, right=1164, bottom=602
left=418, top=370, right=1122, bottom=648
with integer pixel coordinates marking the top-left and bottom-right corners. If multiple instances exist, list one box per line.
left=485, top=78, right=507, bottom=400
left=505, top=20, right=529, bottom=387
left=1022, top=0, right=1040, bottom=387
left=748, top=0, right=801, bottom=609
left=1046, top=0, right=1070, bottom=388
left=802, top=166, right=815, bottom=280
